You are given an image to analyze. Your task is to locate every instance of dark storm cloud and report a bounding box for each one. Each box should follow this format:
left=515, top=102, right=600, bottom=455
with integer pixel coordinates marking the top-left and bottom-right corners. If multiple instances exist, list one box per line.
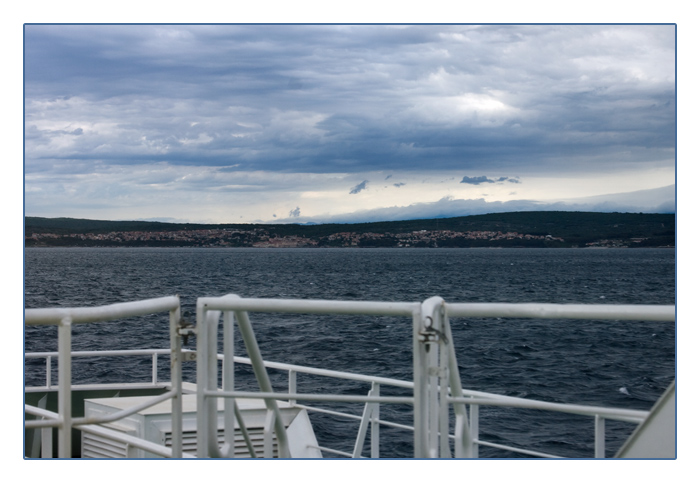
left=460, top=176, right=520, bottom=185
left=461, top=176, right=495, bottom=185
left=349, top=180, right=369, bottom=194
left=24, top=24, right=675, bottom=177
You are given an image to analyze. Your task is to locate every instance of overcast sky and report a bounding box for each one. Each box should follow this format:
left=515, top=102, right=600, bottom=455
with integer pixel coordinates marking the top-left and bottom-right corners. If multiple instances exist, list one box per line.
left=24, top=24, right=676, bottom=224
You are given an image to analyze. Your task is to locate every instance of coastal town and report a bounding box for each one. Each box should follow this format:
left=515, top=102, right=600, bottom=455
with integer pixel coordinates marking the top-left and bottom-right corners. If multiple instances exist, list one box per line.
left=24, top=212, right=675, bottom=249
left=26, top=227, right=566, bottom=248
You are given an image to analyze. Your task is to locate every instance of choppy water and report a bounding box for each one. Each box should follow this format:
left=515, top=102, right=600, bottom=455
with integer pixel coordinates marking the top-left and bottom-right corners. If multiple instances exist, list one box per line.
left=24, top=247, right=676, bottom=458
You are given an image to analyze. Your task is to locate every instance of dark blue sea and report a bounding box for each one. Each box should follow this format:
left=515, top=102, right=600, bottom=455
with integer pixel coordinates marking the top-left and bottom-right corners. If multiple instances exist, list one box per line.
left=24, top=247, right=676, bottom=458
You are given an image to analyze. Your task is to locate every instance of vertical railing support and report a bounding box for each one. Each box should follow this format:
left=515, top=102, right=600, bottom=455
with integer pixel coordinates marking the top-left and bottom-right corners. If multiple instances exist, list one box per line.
left=371, top=383, right=380, bottom=459
left=414, top=297, right=471, bottom=458
left=415, top=297, right=446, bottom=458
left=41, top=425, right=53, bottom=458
left=196, top=295, right=291, bottom=458
left=288, top=370, right=297, bottom=406
left=468, top=403, right=479, bottom=458
left=57, top=316, right=72, bottom=458
left=169, top=300, right=183, bottom=458
left=264, top=409, right=276, bottom=458
left=594, top=415, right=606, bottom=458
left=413, top=305, right=429, bottom=457
left=152, top=353, right=158, bottom=384
left=353, top=382, right=380, bottom=458
left=204, top=310, right=222, bottom=456
left=45, top=355, right=52, bottom=388
left=222, top=310, right=236, bottom=457
left=195, top=301, right=211, bottom=457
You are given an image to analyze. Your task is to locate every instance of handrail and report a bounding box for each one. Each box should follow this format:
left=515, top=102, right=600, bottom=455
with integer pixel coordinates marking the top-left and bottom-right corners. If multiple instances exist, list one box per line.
left=24, top=296, right=183, bottom=458
left=446, top=302, right=675, bottom=322
left=25, top=296, right=181, bottom=325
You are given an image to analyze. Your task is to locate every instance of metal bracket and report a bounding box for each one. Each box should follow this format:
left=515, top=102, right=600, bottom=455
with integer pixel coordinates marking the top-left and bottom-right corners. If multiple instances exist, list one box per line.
left=419, top=327, right=448, bottom=344
left=177, top=326, right=197, bottom=346
left=181, top=351, right=196, bottom=361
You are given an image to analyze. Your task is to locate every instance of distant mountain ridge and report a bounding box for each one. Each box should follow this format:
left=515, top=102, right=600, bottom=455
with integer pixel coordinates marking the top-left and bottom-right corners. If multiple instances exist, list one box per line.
left=25, top=211, right=675, bottom=248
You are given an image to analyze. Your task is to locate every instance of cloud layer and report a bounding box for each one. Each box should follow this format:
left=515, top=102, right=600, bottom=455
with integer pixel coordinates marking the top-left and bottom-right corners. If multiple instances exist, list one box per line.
left=23, top=24, right=676, bottom=223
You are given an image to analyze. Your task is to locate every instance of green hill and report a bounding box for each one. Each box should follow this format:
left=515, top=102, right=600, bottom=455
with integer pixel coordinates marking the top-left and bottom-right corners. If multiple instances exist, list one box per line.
left=25, top=211, right=675, bottom=248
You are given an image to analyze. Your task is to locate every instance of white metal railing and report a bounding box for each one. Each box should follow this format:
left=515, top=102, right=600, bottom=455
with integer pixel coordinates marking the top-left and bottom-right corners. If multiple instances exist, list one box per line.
left=26, top=294, right=675, bottom=459
left=218, top=354, right=415, bottom=458
left=24, top=296, right=184, bottom=458
left=195, top=294, right=675, bottom=459
left=195, top=294, right=420, bottom=458
left=25, top=349, right=173, bottom=389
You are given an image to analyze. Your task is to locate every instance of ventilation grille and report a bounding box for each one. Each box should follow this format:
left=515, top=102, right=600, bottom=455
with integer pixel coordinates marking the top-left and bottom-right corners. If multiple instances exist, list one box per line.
left=82, top=432, right=129, bottom=458
left=165, top=428, right=279, bottom=458
left=83, top=427, right=279, bottom=458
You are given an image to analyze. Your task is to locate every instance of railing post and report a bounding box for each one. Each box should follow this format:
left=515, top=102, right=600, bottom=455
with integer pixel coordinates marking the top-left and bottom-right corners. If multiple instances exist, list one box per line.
left=195, top=301, right=210, bottom=457
left=416, top=297, right=447, bottom=458
left=205, top=311, right=221, bottom=456
left=169, top=301, right=183, bottom=458
left=594, top=415, right=606, bottom=458
left=413, top=305, right=429, bottom=457
left=264, top=409, right=276, bottom=458
left=416, top=297, right=471, bottom=458
left=222, top=310, right=236, bottom=457
left=57, top=316, right=72, bottom=458
left=288, top=370, right=297, bottom=406
left=46, top=355, right=52, bottom=388
left=439, top=317, right=450, bottom=458
left=370, top=383, right=380, bottom=459
left=41, top=425, right=53, bottom=458
left=469, top=403, right=479, bottom=458
left=152, top=353, right=158, bottom=385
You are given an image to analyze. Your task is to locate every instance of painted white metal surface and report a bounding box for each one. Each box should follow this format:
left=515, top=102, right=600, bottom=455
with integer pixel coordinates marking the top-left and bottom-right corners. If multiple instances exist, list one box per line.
left=615, top=380, right=676, bottom=458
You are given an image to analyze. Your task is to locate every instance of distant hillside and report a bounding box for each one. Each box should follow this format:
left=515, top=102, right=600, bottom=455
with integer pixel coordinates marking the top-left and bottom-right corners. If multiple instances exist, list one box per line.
left=25, top=211, right=675, bottom=248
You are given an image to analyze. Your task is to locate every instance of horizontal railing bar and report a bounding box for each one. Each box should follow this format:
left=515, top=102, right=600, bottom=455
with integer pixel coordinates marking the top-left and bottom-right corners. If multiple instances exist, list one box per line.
left=294, top=403, right=363, bottom=421
left=448, top=396, right=648, bottom=423
left=309, top=445, right=360, bottom=458
left=295, top=403, right=414, bottom=433
left=25, top=382, right=172, bottom=392
left=228, top=356, right=647, bottom=422
left=474, top=439, right=564, bottom=459
left=227, top=355, right=415, bottom=389
left=26, top=349, right=171, bottom=358
left=203, top=390, right=414, bottom=405
left=25, top=404, right=62, bottom=428
left=447, top=303, right=675, bottom=322
left=370, top=418, right=414, bottom=433
left=201, top=295, right=674, bottom=321
left=25, top=296, right=180, bottom=326
left=200, top=295, right=419, bottom=317
left=25, top=347, right=649, bottom=423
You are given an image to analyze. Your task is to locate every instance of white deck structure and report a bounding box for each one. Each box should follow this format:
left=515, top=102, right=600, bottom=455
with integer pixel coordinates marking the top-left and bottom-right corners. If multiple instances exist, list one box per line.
left=24, top=295, right=675, bottom=459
